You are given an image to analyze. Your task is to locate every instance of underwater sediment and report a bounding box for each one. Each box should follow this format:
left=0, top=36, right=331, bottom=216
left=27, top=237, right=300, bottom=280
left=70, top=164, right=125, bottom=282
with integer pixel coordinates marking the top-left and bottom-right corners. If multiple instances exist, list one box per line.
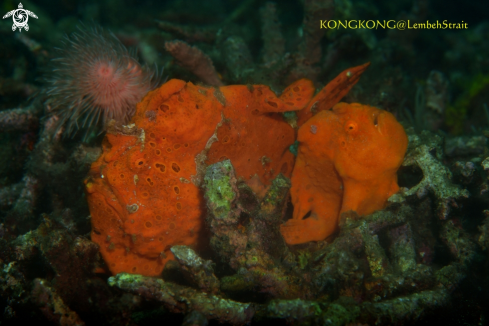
left=1, top=0, right=489, bottom=325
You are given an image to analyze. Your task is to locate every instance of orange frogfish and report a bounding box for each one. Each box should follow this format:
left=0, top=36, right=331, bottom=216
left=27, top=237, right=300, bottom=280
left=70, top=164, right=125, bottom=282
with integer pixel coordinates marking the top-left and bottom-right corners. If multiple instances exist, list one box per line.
left=85, top=63, right=370, bottom=276
left=280, top=102, right=408, bottom=244
left=85, top=78, right=319, bottom=276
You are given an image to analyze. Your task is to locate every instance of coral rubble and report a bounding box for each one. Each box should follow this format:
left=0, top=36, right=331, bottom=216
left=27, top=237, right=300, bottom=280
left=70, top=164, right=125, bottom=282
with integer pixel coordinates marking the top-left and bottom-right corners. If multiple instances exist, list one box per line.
left=1, top=0, right=489, bottom=325
left=164, top=40, right=223, bottom=87
left=107, top=153, right=474, bottom=325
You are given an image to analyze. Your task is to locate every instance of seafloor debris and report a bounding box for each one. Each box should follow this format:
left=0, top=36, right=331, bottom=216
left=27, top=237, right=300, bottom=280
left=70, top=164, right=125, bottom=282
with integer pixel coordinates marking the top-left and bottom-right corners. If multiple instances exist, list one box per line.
left=0, top=107, right=38, bottom=132
left=104, top=157, right=475, bottom=325
left=31, top=279, right=85, bottom=326
left=1, top=1, right=489, bottom=325
left=0, top=217, right=139, bottom=325
left=0, top=104, right=479, bottom=324
left=109, top=169, right=473, bottom=325
left=418, top=70, right=450, bottom=131
left=160, top=0, right=335, bottom=88
left=220, top=36, right=254, bottom=82
left=164, top=40, right=223, bottom=86
left=170, top=245, right=220, bottom=294
left=109, top=273, right=255, bottom=325
left=204, top=160, right=300, bottom=298
left=478, top=210, right=489, bottom=250
left=425, top=70, right=449, bottom=116
left=259, top=3, right=285, bottom=64
left=389, top=130, right=470, bottom=219
left=289, top=0, right=334, bottom=82
left=445, top=135, right=487, bottom=158
left=156, top=20, right=217, bottom=44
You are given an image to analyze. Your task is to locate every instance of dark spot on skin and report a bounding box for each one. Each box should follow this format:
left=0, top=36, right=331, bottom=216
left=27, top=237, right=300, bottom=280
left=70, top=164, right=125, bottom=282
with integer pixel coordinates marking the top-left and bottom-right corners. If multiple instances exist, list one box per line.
left=267, top=100, right=278, bottom=108
left=172, top=163, right=181, bottom=173
left=145, top=111, right=157, bottom=122
left=159, top=104, right=170, bottom=112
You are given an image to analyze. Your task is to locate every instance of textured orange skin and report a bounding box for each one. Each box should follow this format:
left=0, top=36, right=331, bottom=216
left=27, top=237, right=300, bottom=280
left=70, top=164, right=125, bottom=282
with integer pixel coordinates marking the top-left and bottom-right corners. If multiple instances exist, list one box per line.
left=207, top=79, right=315, bottom=184
left=280, top=103, right=408, bottom=245
left=85, top=79, right=315, bottom=276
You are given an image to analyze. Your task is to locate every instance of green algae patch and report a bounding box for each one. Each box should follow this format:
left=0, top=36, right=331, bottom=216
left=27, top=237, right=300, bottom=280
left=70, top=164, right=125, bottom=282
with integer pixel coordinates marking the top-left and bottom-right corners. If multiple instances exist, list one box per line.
left=289, top=140, right=299, bottom=156
left=108, top=273, right=147, bottom=287
left=204, top=160, right=237, bottom=219
left=446, top=73, right=489, bottom=134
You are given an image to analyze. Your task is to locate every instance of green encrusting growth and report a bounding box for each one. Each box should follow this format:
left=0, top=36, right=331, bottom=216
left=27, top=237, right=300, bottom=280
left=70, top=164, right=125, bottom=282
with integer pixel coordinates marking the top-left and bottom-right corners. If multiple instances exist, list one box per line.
left=203, top=159, right=236, bottom=219
left=289, top=140, right=299, bottom=156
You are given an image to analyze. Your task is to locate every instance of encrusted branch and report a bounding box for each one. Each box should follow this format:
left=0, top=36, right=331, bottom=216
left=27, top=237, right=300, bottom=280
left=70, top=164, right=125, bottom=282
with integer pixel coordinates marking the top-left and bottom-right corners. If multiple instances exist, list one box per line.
left=0, top=108, right=38, bottom=131
left=165, top=40, right=223, bottom=87
left=259, top=2, right=285, bottom=63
